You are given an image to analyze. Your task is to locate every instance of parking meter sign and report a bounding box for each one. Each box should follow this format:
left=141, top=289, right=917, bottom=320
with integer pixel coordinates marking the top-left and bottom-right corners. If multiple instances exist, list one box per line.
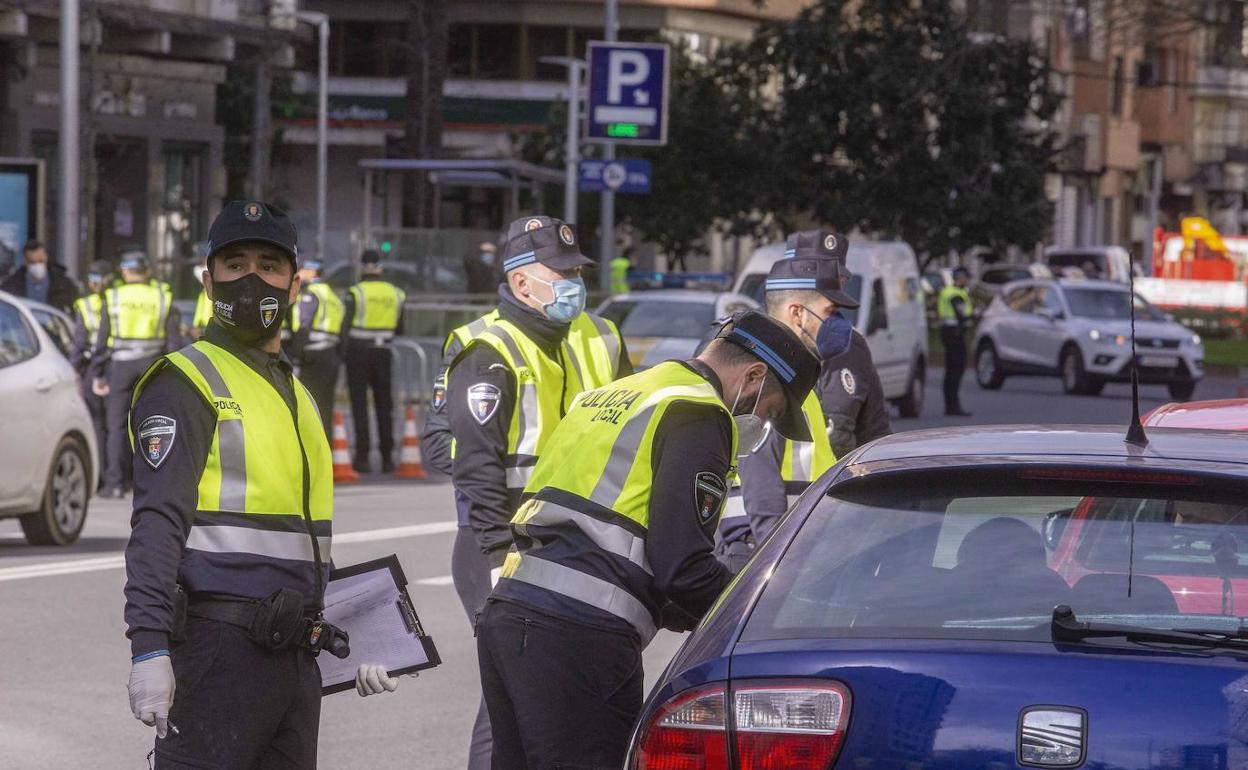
left=587, top=41, right=670, bottom=146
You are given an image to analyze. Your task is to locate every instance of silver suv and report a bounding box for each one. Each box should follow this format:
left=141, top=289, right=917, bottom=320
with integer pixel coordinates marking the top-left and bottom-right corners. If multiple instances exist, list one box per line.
left=972, top=278, right=1203, bottom=400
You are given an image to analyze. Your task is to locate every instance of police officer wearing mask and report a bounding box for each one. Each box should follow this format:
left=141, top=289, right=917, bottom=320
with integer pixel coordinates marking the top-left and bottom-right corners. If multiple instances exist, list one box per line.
left=90, top=250, right=180, bottom=499
left=441, top=215, right=629, bottom=770
left=342, top=249, right=406, bottom=473
left=287, top=258, right=345, bottom=441
left=938, top=266, right=975, bottom=417
left=478, top=310, right=818, bottom=769
left=124, top=201, right=403, bottom=769
left=70, top=260, right=114, bottom=461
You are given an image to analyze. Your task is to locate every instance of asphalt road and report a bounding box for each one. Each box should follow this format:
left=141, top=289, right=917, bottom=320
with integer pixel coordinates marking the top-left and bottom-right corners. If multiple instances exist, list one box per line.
left=0, top=369, right=1240, bottom=768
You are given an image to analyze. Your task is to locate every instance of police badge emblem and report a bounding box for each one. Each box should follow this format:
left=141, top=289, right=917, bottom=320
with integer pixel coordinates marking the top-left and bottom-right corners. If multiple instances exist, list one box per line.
left=694, top=472, right=727, bottom=525
left=841, top=368, right=857, bottom=395
left=558, top=225, right=575, bottom=245
left=823, top=234, right=838, bottom=252
left=525, top=218, right=543, bottom=232
left=467, top=383, right=502, bottom=425
left=260, top=296, right=280, bottom=328
left=244, top=202, right=264, bottom=221
left=432, top=373, right=448, bottom=412
left=137, top=415, right=177, bottom=469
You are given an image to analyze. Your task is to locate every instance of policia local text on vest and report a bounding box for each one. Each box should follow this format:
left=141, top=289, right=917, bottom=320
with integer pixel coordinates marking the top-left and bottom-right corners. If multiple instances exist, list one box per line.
left=439, top=215, right=629, bottom=770
left=477, top=310, right=819, bottom=770
left=342, top=249, right=406, bottom=474
left=123, top=201, right=402, bottom=769
left=89, top=252, right=181, bottom=498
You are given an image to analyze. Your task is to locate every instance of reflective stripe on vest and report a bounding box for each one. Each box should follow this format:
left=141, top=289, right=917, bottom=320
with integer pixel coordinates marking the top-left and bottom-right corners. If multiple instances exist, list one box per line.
left=192, top=291, right=213, bottom=328
left=132, top=341, right=334, bottom=571
left=499, top=361, right=736, bottom=640
left=291, top=282, right=345, bottom=349
left=349, top=280, right=405, bottom=332
left=781, top=391, right=837, bottom=485
left=938, top=285, right=972, bottom=322
left=74, top=295, right=103, bottom=337
left=562, top=313, right=622, bottom=410
left=446, top=310, right=500, bottom=356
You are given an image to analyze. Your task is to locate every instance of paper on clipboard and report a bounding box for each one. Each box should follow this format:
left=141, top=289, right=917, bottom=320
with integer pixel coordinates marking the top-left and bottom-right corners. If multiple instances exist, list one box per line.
left=317, top=555, right=440, bottom=695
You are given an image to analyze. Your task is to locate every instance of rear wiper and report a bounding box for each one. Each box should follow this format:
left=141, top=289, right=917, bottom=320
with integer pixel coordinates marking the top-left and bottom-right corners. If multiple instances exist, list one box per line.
left=1051, top=605, right=1248, bottom=651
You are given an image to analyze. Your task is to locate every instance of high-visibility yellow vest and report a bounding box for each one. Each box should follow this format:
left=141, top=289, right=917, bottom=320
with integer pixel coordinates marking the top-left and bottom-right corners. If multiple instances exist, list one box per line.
left=938, top=285, right=972, bottom=322
left=106, top=281, right=172, bottom=358
left=610, top=257, right=630, bottom=294
left=192, top=291, right=213, bottom=328
left=444, top=309, right=500, bottom=357
left=780, top=390, right=837, bottom=493
left=452, top=312, right=623, bottom=489
left=74, top=294, right=104, bottom=338
left=132, top=340, right=334, bottom=601
left=348, top=279, right=406, bottom=339
left=499, top=361, right=737, bottom=641
left=291, top=282, right=345, bottom=349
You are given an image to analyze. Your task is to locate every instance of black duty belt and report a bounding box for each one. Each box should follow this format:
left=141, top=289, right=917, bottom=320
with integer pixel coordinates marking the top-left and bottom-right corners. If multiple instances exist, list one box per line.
left=187, top=598, right=271, bottom=629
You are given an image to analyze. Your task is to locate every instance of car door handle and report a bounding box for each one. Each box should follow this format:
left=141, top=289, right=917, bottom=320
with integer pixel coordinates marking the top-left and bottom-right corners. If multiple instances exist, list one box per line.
left=34, top=377, right=53, bottom=392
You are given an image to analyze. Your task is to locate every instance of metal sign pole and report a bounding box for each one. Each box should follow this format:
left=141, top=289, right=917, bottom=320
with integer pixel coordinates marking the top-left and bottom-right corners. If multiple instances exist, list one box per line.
left=564, top=61, right=581, bottom=225
left=59, top=0, right=80, bottom=279
left=599, top=0, right=618, bottom=295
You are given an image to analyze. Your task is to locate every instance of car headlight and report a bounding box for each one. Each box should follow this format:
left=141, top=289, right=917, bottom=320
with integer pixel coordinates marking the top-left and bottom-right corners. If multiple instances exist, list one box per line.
left=1189, top=334, right=1202, bottom=347
left=1088, top=329, right=1102, bottom=341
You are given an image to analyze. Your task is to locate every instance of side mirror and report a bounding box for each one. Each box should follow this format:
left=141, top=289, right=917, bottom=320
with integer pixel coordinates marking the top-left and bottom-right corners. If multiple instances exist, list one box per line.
left=1043, top=509, right=1072, bottom=549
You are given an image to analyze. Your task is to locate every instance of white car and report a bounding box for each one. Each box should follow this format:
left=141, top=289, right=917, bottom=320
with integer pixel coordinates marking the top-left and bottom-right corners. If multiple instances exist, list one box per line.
left=0, top=290, right=98, bottom=544
left=596, top=290, right=758, bottom=370
left=973, top=278, right=1203, bottom=400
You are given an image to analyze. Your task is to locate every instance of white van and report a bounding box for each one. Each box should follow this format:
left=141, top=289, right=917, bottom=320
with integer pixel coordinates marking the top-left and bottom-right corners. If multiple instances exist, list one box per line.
left=734, top=240, right=929, bottom=417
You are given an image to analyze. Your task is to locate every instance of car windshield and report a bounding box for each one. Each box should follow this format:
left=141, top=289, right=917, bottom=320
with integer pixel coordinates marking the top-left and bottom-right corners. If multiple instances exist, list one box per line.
left=742, top=483, right=1248, bottom=644
left=1064, top=288, right=1165, bottom=321
left=606, top=300, right=716, bottom=338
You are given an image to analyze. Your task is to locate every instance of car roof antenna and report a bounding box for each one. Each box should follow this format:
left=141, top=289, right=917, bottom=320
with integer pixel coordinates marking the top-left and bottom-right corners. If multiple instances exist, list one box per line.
left=1125, top=250, right=1149, bottom=447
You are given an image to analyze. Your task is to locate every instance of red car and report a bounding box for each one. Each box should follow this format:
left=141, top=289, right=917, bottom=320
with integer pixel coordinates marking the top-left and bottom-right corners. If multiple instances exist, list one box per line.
left=1049, top=398, right=1248, bottom=616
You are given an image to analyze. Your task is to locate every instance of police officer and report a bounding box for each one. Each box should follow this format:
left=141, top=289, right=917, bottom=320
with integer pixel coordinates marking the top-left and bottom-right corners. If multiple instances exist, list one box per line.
left=478, top=310, right=818, bottom=769
left=287, top=258, right=345, bottom=441
left=70, top=260, right=114, bottom=461
left=342, top=249, right=405, bottom=473
left=938, top=266, right=974, bottom=417
left=438, top=215, right=629, bottom=770
left=123, top=201, right=403, bottom=769
left=719, top=230, right=874, bottom=570
left=90, top=250, right=181, bottom=499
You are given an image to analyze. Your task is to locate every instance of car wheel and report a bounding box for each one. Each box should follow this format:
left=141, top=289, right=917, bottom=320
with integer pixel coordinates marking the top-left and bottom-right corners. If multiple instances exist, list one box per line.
left=20, top=436, right=90, bottom=546
left=897, top=360, right=925, bottom=418
left=1168, top=381, right=1197, bottom=401
left=975, top=342, right=1005, bottom=390
left=1060, top=346, right=1094, bottom=396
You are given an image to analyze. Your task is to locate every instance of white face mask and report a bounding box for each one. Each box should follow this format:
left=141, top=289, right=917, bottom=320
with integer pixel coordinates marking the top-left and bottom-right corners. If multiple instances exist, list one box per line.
left=27, top=262, right=47, bottom=281
left=730, top=370, right=770, bottom=459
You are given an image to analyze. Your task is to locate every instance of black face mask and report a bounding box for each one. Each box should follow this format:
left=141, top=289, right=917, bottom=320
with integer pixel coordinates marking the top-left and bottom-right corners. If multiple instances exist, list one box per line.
left=210, top=272, right=291, bottom=345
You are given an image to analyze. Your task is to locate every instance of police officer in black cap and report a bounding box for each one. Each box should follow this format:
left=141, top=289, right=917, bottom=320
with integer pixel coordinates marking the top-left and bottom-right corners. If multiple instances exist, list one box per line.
left=478, top=309, right=818, bottom=769
left=123, top=201, right=404, bottom=769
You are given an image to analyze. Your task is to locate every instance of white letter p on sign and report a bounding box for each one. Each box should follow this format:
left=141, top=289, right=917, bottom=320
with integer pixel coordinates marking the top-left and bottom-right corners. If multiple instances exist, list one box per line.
left=607, top=50, right=650, bottom=104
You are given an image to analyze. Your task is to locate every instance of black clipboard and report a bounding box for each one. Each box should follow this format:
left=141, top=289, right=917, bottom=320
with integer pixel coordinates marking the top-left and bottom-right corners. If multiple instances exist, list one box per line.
left=319, top=554, right=441, bottom=696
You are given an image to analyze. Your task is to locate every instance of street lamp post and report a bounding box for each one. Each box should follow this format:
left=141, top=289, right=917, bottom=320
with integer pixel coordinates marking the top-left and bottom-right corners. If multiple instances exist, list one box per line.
left=296, top=11, right=329, bottom=262
left=539, top=56, right=584, bottom=225
left=60, top=0, right=80, bottom=279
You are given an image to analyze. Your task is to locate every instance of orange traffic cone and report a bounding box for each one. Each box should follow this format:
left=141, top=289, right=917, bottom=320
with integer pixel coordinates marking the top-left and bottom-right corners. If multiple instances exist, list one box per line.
left=331, top=410, right=359, bottom=484
left=395, top=406, right=427, bottom=480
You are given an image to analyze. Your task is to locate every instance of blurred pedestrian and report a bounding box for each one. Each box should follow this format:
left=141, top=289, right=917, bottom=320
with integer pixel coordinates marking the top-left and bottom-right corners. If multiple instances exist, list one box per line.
left=1, top=239, right=78, bottom=313
left=610, top=253, right=631, bottom=294
left=70, top=260, right=114, bottom=465
left=90, top=250, right=180, bottom=498
left=464, top=241, right=502, bottom=294
left=343, top=249, right=406, bottom=473
left=938, top=267, right=974, bottom=417
left=288, top=258, right=345, bottom=442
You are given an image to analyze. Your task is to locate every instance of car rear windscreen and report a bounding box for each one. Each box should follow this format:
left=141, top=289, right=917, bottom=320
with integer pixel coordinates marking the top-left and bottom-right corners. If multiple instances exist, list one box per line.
left=742, top=486, right=1248, bottom=643
left=616, top=300, right=715, bottom=338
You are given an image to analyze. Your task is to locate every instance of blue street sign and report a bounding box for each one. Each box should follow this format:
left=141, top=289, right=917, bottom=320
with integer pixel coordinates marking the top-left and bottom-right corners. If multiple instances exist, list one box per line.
left=586, top=41, right=670, bottom=146
left=579, top=159, right=652, bottom=194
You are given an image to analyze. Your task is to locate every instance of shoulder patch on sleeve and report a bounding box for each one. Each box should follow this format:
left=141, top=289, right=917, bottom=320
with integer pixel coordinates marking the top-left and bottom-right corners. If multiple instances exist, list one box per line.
left=694, top=471, right=727, bottom=525
left=840, top=368, right=857, bottom=395
left=431, top=369, right=448, bottom=412
left=467, top=383, right=502, bottom=425
left=137, top=415, right=177, bottom=469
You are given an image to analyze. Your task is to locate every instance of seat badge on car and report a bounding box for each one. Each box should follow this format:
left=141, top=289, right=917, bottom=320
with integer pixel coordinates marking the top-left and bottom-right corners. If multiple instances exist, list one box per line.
left=1019, top=707, right=1086, bottom=768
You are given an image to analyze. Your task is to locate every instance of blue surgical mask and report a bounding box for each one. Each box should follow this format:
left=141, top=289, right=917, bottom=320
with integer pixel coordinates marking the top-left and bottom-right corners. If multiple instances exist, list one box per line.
left=528, top=274, right=587, bottom=323
left=481, top=251, right=496, bottom=265
left=803, top=307, right=853, bottom=360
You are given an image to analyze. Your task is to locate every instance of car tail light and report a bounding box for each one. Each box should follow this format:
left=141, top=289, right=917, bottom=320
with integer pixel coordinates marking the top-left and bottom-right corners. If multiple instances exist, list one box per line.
left=634, top=684, right=730, bottom=770
left=633, top=681, right=850, bottom=770
left=734, top=683, right=851, bottom=770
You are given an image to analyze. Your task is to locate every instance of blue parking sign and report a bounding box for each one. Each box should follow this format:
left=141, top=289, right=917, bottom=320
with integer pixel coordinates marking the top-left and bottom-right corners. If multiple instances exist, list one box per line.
left=579, top=159, right=652, bottom=194
left=586, top=41, right=670, bottom=146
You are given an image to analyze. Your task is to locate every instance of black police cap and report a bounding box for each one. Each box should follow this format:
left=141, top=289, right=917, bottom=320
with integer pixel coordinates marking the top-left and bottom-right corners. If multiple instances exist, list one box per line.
left=206, top=201, right=298, bottom=264
left=716, top=310, right=820, bottom=442
left=501, top=215, right=594, bottom=273
left=361, top=249, right=382, bottom=265
left=785, top=229, right=849, bottom=262
left=765, top=255, right=860, bottom=309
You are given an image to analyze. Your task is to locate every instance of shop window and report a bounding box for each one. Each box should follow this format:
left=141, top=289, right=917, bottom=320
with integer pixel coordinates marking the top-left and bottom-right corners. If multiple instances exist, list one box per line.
left=162, top=145, right=204, bottom=296
left=530, top=26, right=570, bottom=81
left=449, top=24, right=473, bottom=77
left=1111, top=56, right=1124, bottom=117
left=476, top=24, right=520, bottom=80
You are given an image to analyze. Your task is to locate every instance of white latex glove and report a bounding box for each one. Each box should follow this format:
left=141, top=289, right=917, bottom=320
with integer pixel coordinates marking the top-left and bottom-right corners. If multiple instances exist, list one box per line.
left=92, top=378, right=110, bottom=397
left=490, top=567, right=502, bottom=588
left=355, top=664, right=401, bottom=697
left=128, top=654, right=176, bottom=738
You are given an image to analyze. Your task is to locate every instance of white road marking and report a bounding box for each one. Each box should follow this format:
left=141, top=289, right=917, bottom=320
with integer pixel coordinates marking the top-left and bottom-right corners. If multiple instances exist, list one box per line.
left=0, top=520, right=458, bottom=583
left=416, top=575, right=455, bottom=586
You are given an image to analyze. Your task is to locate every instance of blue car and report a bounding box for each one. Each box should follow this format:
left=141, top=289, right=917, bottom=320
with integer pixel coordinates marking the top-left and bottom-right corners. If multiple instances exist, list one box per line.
left=627, top=425, right=1248, bottom=770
